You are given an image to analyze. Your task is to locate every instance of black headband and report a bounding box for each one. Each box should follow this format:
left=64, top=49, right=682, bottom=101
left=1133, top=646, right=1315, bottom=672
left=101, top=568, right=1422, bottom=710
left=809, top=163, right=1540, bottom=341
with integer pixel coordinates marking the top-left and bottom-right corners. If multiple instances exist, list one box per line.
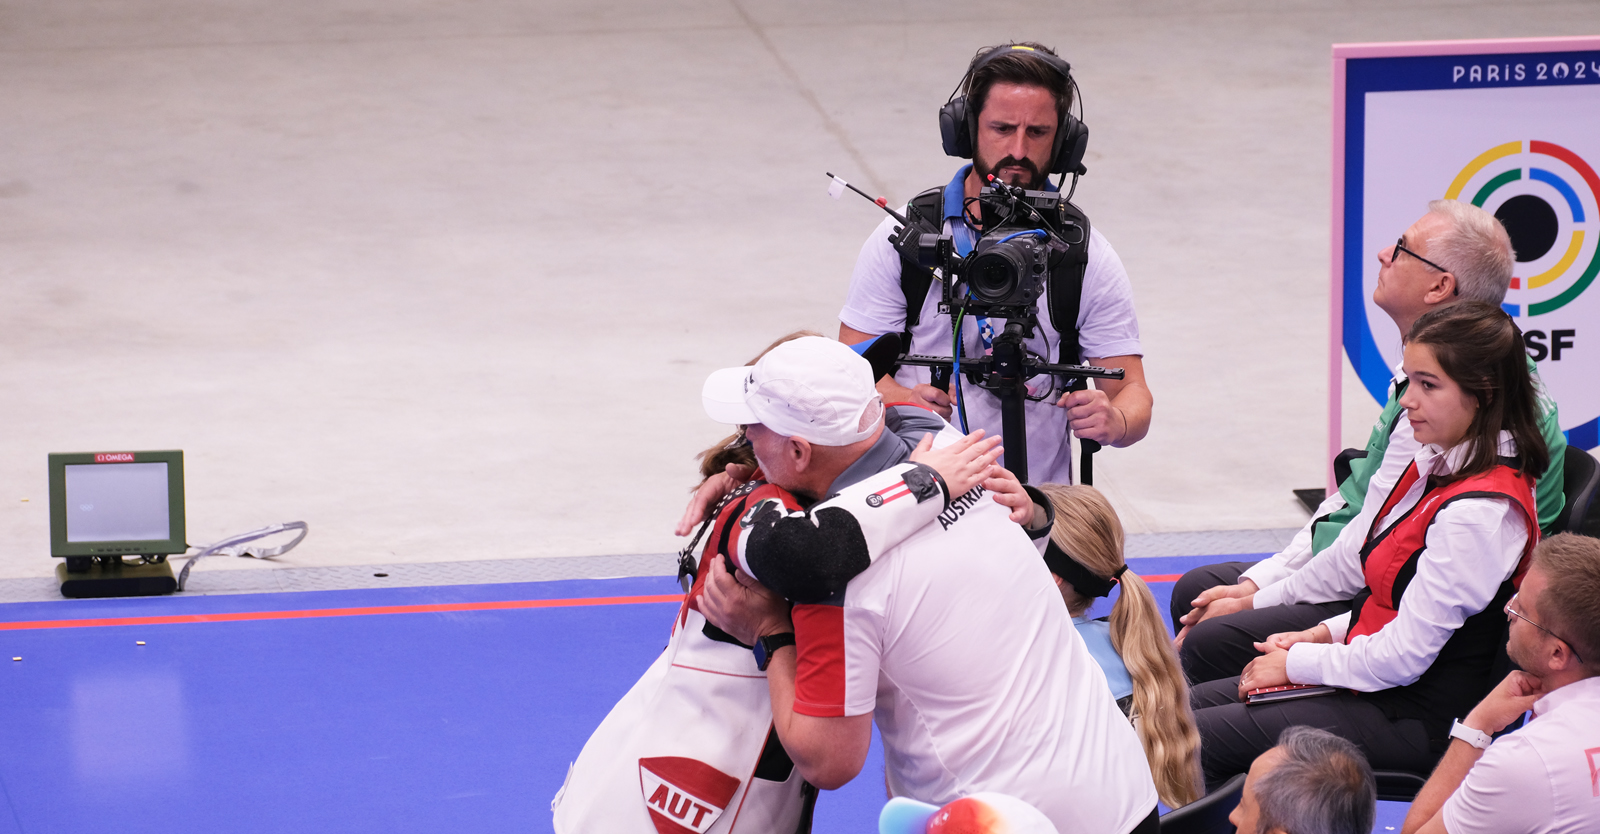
left=1043, top=539, right=1125, bottom=599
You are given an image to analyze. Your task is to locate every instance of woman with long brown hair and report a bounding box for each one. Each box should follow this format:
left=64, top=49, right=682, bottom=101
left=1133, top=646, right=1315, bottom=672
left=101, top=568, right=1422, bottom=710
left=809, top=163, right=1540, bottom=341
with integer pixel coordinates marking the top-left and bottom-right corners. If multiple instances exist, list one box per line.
left=1190, top=300, right=1550, bottom=790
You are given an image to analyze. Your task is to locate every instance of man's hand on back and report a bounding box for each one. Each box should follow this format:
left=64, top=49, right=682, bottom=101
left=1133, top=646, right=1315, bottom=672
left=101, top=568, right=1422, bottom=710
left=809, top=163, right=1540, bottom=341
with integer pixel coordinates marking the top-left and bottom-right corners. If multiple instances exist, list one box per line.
left=907, top=430, right=1002, bottom=499
left=982, top=466, right=1041, bottom=526
left=906, top=430, right=1041, bottom=526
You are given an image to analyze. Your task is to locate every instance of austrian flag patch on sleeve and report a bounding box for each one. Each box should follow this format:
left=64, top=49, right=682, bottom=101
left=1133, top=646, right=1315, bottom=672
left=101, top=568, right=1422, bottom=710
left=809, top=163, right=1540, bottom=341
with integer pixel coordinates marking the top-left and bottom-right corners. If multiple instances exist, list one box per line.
left=638, top=757, right=740, bottom=834
left=864, top=480, right=911, bottom=508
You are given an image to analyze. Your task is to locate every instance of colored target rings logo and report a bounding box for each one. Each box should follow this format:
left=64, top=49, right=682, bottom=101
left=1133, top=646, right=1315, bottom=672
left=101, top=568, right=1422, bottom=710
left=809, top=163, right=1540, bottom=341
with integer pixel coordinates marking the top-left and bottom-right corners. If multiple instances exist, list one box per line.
left=1445, top=141, right=1600, bottom=316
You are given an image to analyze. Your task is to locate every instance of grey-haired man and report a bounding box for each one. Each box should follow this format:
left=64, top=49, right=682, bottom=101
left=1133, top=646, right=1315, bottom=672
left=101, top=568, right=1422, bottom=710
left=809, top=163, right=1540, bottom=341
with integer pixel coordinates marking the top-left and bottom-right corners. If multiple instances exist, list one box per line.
left=1230, top=726, right=1375, bottom=834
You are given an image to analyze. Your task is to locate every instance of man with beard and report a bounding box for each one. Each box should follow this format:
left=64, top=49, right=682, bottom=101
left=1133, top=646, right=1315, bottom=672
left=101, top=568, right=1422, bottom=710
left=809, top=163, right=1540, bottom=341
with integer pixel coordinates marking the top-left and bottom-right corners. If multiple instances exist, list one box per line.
left=839, top=42, right=1150, bottom=485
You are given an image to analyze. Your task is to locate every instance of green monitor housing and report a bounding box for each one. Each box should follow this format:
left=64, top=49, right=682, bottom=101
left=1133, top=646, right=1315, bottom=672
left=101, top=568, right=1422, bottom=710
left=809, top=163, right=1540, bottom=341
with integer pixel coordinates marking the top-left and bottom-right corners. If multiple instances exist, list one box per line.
left=48, top=450, right=186, bottom=559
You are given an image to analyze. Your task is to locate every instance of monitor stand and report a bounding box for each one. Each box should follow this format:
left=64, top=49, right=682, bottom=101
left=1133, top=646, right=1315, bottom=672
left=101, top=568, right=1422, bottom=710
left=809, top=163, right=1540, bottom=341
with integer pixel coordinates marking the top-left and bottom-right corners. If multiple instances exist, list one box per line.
left=58, top=557, right=177, bottom=598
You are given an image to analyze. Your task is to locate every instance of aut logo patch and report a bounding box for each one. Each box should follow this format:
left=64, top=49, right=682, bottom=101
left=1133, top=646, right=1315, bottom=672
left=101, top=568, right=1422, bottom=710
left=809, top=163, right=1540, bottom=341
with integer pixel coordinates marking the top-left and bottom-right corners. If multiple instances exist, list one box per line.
left=865, top=493, right=884, bottom=507
left=638, top=757, right=740, bottom=834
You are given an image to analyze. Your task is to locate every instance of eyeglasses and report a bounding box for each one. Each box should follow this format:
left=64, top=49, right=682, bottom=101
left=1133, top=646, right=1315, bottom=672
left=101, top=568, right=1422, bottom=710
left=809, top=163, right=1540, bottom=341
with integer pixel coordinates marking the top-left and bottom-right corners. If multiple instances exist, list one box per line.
left=1392, top=236, right=1459, bottom=296
left=1505, top=592, right=1584, bottom=664
left=1393, top=236, right=1449, bottom=272
left=1395, top=233, right=1459, bottom=296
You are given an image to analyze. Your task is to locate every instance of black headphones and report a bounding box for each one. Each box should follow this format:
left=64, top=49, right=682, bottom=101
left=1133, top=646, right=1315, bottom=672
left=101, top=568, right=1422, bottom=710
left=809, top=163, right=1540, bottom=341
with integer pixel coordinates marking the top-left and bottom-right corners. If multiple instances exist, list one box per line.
left=939, top=44, right=1089, bottom=177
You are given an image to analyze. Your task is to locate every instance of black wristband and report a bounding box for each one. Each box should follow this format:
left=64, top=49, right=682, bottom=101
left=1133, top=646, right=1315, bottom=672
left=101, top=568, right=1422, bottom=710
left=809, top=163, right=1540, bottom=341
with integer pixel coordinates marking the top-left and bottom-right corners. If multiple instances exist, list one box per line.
left=754, top=632, right=796, bottom=671
left=902, top=462, right=949, bottom=506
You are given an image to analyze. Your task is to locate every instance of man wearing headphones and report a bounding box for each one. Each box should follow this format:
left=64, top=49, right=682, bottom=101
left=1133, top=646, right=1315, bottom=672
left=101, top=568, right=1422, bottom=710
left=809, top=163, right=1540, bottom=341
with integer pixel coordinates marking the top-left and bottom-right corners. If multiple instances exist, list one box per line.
left=839, top=42, right=1150, bottom=485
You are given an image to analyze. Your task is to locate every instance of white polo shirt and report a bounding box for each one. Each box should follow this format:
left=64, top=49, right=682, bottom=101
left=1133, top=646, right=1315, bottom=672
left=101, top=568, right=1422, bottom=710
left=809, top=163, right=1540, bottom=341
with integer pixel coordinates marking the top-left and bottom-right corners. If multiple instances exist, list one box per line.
left=789, top=480, right=1156, bottom=834
left=1441, top=674, right=1600, bottom=834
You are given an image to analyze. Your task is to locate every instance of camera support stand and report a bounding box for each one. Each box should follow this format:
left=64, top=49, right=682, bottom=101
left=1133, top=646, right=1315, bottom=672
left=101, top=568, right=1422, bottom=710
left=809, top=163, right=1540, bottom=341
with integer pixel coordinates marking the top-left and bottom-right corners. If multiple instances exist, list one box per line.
left=899, top=320, right=1124, bottom=485
left=828, top=169, right=1120, bottom=485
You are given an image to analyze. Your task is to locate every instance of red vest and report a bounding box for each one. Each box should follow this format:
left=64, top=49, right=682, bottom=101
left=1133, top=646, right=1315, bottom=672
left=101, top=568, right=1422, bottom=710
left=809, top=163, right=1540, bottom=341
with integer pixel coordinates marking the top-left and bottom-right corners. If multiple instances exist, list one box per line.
left=1346, top=461, right=1537, bottom=643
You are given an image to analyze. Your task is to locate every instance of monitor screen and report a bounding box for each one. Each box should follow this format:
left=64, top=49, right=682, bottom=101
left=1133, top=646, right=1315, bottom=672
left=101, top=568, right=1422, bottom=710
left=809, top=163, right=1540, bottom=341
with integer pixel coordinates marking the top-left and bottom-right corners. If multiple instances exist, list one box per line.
left=63, top=462, right=170, bottom=543
left=48, top=450, right=186, bottom=557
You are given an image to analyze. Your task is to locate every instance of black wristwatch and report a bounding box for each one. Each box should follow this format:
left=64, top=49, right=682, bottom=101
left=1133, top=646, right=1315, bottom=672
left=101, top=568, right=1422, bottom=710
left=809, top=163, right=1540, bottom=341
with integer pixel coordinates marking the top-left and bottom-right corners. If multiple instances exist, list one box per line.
left=753, top=632, right=796, bottom=671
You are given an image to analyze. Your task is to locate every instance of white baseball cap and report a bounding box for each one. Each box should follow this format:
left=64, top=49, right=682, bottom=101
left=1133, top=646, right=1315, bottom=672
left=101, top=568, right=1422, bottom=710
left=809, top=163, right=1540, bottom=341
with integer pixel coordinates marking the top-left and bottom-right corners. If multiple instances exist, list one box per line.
left=879, top=793, right=1059, bottom=834
left=701, top=336, right=883, bottom=446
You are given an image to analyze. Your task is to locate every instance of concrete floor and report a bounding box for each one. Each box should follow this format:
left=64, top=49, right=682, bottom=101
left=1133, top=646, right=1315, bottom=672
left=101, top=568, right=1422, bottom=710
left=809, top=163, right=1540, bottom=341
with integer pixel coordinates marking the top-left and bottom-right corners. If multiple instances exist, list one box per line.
left=4, top=0, right=1598, bottom=580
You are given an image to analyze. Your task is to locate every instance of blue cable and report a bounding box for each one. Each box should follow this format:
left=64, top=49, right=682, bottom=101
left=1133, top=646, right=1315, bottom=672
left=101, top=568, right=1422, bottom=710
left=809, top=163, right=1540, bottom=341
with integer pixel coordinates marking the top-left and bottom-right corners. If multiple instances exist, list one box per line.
left=995, top=229, right=1048, bottom=244
left=951, top=292, right=972, bottom=433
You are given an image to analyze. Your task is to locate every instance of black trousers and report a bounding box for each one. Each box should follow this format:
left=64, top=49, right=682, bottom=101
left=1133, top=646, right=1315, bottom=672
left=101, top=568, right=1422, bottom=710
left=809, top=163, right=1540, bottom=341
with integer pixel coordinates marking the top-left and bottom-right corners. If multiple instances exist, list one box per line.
left=1171, top=561, right=1353, bottom=684
left=1191, top=676, right=1435, bottom=791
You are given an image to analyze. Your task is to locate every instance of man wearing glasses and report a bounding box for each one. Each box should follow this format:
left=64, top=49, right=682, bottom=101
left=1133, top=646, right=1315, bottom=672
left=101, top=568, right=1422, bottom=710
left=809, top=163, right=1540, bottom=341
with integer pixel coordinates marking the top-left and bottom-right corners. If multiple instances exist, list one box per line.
left=1400, top=532, right=1600, bottom=834
left=1171, top=199, right=1567, bottom=683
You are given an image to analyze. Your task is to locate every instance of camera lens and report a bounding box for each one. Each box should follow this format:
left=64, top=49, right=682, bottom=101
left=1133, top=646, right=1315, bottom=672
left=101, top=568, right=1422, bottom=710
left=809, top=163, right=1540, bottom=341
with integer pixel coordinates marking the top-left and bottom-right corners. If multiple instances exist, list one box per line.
left=968, top=243, right=1028, bottom=304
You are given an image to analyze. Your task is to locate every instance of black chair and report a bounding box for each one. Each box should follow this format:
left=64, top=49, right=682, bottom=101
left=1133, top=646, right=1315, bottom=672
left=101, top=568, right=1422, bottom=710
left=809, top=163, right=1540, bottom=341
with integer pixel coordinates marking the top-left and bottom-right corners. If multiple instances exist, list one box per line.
left=1159, top=773, right=1245, bottom=834
left=1547, top=445, right=1600, bottom=537
left=1370, top=610, right=1532, bottom=801
left=1370, top=770, right=1428, bottom=802
left=1333, top=447, right=1366, bottom=487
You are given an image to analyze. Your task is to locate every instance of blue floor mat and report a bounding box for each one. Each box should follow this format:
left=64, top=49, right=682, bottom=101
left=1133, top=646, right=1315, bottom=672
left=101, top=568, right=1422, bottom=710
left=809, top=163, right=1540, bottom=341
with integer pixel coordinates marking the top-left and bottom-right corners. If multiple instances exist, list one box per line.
left=0, top=563, right=1410, bottom=833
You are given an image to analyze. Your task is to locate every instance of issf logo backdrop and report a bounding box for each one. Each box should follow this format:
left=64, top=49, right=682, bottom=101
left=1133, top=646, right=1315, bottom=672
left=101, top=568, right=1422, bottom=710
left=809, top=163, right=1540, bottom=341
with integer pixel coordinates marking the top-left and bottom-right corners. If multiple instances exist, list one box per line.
left=1352, top=67, right=1600, bottom=449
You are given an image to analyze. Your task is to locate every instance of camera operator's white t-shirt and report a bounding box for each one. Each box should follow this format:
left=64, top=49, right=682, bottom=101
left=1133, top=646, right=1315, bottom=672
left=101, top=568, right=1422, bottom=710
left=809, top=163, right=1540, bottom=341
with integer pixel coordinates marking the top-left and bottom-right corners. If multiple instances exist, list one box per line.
left=840, top=187, right=1141, bottom=485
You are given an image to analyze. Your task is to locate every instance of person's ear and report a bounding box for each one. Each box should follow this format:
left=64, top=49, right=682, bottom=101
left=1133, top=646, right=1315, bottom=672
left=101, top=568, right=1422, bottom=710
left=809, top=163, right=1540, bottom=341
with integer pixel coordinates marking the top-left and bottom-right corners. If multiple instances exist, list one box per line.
left=789, top=437, right=813, bottom=470
left=1553, top=637, right=1584, bottom=673
left=1423, top=272, right=1458, bottom=305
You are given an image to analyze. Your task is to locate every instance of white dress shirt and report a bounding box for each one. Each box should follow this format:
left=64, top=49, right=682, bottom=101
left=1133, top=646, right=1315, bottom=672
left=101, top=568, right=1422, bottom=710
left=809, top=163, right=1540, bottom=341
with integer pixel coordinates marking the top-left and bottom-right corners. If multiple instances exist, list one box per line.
left=1253, top=434, right=1532, bottom=692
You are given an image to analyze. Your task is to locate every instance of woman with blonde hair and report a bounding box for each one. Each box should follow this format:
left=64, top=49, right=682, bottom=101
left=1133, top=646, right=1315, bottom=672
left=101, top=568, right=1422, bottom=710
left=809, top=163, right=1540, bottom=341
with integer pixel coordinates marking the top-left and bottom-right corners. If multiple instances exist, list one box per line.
left=1037, top=483, right=1203, bottom=809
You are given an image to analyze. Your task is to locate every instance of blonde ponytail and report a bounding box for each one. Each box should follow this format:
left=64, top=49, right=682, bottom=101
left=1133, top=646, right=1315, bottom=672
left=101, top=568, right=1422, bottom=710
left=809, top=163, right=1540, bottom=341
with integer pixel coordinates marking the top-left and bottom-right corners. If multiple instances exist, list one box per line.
left=1038, top=484, right=1204, bottom=808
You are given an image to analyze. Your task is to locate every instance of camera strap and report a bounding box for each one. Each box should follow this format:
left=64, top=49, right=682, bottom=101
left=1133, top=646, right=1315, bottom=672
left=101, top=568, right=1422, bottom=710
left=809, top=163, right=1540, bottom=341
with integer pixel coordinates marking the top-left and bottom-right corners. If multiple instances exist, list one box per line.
left=1048, top=199, right=1092, bottom=385
left=897, top=187, right=946, bottom=345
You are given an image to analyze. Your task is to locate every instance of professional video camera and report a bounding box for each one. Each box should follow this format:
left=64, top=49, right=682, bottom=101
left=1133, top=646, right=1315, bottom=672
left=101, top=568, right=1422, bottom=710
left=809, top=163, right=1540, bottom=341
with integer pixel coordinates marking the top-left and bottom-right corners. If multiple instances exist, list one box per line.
left=890, top=178, right=1083, bottom=323
left=830, top=172, right=1124, bottom=484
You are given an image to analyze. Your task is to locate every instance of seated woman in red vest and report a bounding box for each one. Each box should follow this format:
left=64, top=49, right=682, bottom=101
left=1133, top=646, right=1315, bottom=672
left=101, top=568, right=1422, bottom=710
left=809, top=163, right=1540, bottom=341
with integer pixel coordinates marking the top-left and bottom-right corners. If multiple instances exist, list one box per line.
left=1189, top=300, right=1550, bottom=790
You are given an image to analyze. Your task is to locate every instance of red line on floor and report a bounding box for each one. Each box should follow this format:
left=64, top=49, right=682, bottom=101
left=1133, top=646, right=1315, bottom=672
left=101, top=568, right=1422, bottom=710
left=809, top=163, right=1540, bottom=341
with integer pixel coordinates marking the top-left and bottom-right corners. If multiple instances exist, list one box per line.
left=0, top=574, right=1181, bottom=633
left=0, top=593, right=686, bottom=632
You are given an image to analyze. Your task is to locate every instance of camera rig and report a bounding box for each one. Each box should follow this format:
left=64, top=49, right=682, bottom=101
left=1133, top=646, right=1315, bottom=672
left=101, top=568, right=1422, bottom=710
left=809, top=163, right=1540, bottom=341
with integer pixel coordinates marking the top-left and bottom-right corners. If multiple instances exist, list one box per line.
left=832, top=172, right=1124, bottom=485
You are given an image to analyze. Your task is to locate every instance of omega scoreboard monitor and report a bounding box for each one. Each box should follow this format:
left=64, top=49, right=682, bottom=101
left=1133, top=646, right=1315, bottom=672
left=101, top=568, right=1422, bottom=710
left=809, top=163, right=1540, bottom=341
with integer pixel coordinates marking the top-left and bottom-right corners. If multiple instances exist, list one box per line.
left=48, top=450, right=185, bottom=597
